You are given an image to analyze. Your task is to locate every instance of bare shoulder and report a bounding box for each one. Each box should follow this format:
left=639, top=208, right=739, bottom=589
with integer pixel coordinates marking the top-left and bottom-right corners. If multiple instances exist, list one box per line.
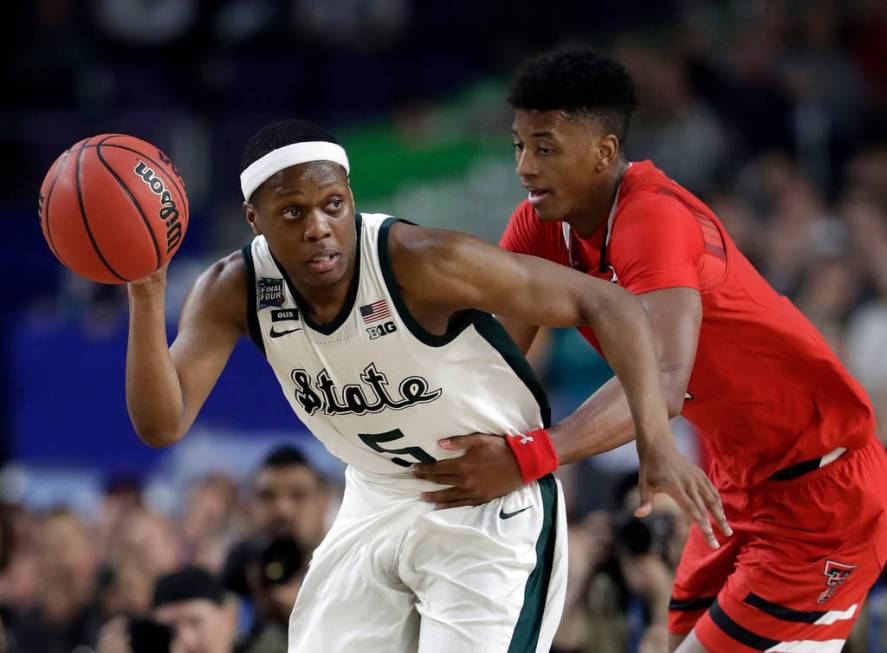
left=182, top=251, right=248, bottom=332
left=387, top=221, right=481, bottom=276
left=385, top=221, right=505, bottom=315
left=200, top=250, right=247, bottom=290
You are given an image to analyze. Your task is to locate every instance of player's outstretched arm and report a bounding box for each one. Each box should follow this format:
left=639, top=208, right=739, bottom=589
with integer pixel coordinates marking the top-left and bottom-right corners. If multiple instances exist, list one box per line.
left=549, top=287, right=702, bottom=462
left=391, top=223, right=669, bottom=452
left=399, top=224, right=730, bottom=546
left=125, top=254, right=245, bottom=447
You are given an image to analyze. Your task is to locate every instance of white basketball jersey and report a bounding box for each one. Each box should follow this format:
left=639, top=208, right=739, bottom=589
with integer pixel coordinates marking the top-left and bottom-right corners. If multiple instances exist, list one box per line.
left=242, top=213, right=549, bottom=481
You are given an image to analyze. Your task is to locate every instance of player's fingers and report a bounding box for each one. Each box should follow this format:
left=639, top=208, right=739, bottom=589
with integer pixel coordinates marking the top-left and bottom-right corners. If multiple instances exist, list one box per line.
left=669, top=485, right=714, bottom=544
left=414, top=473, right=461, bottom=488
left=420, top=487, right=465, bottom=504
left=438, top=434, right=483, bottom=450
left=699, top=478, right=733, bottom=536
left=434, top=499, right=480, bottom=509
left=686, top=486, right=720, bottom=549
left=634, top=483, right=654, bottom=517
left=412, top=458, right=462, bottom=478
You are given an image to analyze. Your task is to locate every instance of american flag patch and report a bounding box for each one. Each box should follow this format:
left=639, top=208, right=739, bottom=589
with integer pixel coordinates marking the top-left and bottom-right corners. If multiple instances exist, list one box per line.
left=360, top=299, right=391, bottom=324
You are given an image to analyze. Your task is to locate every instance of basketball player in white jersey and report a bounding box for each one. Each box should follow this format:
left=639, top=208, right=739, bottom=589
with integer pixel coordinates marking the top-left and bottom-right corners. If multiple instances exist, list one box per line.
left=125, top=119, right=681, bottom=652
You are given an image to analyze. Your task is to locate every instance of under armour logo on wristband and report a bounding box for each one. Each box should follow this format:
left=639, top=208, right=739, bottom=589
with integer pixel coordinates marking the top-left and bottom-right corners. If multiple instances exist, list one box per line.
left=505, top=428, right=558, bottom=484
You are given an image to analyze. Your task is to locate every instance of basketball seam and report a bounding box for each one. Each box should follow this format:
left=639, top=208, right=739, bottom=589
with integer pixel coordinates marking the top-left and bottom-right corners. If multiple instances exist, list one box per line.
left=75, top=139, right=129, bottom=282
left=97, top=144, right=188, bottom=218
left=95, top=137, right=162, bottom=269
left=43, top=149, right=72, bottom=261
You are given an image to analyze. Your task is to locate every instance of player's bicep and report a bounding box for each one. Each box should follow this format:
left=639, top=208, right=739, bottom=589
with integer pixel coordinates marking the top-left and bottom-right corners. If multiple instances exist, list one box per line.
left=438, top=234, right=617, bottom=327
left=169, top=257, right=245, bottom=423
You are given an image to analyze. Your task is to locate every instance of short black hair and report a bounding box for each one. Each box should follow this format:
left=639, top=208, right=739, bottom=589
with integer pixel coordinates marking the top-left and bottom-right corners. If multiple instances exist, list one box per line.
left=508, top=48, right=638, bottom=142
left=260, top=444, right=311, bottom=470
left=240, top=119, right=339, bottom=173
left=240, top=119, right=340, bottom=201
left=153, top=566, right=224, bottom=608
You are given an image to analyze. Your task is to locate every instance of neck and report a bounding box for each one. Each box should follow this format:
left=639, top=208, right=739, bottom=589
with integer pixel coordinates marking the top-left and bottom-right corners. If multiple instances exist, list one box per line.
left=568, top=160, right=628, bottom=238
left=288, top=252, right=357, bottom=325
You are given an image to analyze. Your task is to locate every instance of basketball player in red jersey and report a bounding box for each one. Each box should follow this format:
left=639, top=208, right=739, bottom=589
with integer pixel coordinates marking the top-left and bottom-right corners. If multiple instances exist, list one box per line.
left=413, top=49, right=887, bottom=652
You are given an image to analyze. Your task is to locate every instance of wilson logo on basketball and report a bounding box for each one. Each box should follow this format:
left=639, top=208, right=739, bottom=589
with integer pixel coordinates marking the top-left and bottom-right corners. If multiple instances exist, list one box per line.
left=133, top=161, right=183, bottom=254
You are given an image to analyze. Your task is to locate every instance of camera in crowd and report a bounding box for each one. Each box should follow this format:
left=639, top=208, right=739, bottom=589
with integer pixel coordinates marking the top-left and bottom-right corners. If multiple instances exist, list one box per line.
left=128, top=618, right=173, bottom=653
left=614, top=512, right=676, bottom=558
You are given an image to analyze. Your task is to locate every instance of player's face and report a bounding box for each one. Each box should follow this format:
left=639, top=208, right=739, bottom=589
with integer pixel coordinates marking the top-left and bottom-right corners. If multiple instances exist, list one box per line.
left=512, top=110, right=605, bottom=222
left=246, top=162, right=356, bottom=291
left=253, top=466, right=328, bottom=546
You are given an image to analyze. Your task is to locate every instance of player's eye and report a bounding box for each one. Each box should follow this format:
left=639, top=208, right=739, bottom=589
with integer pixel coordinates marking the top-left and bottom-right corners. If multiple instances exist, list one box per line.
left=538, top=146, right=554, bottom=156
left=326, top=197, right=343, bottom=212
left=282, top=207, right=302, bottom=220
left=512, top=141, right=524, bottom=152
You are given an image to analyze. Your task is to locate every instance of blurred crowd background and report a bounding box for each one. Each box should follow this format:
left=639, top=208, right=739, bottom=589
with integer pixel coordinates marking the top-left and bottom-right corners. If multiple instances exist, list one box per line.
left=2, top=0, right=887, bottom=651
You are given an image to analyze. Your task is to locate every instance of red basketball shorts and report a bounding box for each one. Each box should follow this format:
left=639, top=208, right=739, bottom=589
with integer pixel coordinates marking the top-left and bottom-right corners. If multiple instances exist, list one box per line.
left=668, top=436, right=887, bottom=652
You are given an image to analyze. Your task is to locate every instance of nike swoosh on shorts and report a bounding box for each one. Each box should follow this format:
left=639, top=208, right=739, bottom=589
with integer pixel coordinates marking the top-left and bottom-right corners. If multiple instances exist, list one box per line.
left=499, top=506, right=532, bottom=520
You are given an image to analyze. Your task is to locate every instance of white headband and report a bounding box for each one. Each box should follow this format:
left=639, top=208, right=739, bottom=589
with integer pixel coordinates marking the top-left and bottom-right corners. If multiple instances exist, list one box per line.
left=240, top=141, right=350, bottom=200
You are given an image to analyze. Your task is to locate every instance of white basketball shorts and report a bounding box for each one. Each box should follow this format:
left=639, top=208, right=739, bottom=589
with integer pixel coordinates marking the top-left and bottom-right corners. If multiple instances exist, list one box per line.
left=287, top=467, right=567, bottom=652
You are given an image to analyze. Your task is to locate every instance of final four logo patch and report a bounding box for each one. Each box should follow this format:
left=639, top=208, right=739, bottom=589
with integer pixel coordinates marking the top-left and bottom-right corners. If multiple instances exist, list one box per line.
left=258, top=277, right=284, bottom=308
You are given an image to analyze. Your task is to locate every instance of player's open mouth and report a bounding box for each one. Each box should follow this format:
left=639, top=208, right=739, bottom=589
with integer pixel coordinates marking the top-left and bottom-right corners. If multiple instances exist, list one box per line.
left=307, top=252, right=340, bottom=273
left=527, top=188, right=551, bottom=205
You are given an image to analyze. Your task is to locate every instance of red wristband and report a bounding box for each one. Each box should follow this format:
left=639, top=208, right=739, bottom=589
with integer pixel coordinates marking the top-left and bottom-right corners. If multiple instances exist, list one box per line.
left=505, top=427, right=558, bottom=484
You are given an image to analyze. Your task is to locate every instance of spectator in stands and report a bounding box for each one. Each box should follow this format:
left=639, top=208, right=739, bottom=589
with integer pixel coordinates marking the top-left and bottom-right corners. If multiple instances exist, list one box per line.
left=97, top=474, right=143, bottom=562
left=181, top=473, right=241, bottom=573
left=107, top=508, right=181, bottom=580
left=8, top=508, right=102, bottom=652
left=221, top=445, right=329, bottom=600
left=98, top=566, right=238, bottom=653
left=96, top=559, right=156, bottom=624
left=152, top=566, right=238, bottom=653
left=239, top=536, right=304, bottom=653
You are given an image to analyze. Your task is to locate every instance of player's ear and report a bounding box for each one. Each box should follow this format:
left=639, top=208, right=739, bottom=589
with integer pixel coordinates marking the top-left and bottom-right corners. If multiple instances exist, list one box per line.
left=244, top=201, right=262, bottom=236
left=595, top=134, right=620, bottom=173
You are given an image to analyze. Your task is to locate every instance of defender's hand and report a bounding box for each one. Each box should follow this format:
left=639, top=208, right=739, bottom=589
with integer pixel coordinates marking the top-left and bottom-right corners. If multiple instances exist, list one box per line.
left=412, top=434, right=523, bottom=508
left=636, top=440, right=732, bottom=549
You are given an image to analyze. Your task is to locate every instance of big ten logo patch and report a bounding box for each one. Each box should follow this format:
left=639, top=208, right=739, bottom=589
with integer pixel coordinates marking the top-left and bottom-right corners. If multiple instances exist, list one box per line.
left=366, top=321, right=397, bottom=340
left=818, top=560, right=856, bottom=603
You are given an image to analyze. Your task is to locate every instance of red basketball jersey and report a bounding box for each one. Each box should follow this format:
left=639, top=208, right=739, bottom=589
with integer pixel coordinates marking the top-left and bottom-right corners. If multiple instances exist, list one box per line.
left=501, top=161, right=875, bottom=489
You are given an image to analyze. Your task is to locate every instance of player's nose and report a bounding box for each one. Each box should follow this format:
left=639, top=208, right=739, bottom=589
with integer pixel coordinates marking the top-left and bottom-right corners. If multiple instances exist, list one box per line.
left=516, top=151, right=539, bottom=180
left=303, top=209, right=333, bottom=241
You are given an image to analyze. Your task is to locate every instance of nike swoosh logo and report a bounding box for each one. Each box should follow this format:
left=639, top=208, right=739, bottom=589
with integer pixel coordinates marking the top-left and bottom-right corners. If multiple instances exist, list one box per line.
left=499, top=506, right=532, bottom=520
left=269, top=327, right=302, bottom=338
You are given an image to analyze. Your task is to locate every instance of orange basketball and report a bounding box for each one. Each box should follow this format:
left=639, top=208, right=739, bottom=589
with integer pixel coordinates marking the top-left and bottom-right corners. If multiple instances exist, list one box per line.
left=38, top=134, right=189, bottom=284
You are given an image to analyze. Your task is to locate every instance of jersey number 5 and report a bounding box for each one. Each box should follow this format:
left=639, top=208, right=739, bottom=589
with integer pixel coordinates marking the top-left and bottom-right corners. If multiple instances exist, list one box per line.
left=358, top=429, right=436, bottom=467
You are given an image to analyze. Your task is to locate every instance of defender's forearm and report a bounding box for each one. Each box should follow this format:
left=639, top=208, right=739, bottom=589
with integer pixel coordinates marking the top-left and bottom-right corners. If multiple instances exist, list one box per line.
left=549, top=376, right=636, bottom=465
left=582, top=289, right=673, bottom=455
left=549, top=372, right=684, bottom=465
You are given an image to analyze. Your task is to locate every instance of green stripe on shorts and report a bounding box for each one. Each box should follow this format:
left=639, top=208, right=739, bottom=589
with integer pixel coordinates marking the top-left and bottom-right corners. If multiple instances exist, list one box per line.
left=508, top=474, right=557, bottom=653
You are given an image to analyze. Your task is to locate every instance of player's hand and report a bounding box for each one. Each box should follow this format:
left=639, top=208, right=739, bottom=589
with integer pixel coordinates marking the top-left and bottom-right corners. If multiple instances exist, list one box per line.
left=128, top=264, right=168, bottom=288
left=412, top=434, right=523, bottom=508
left=636, top=440, right=732, bottom=549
